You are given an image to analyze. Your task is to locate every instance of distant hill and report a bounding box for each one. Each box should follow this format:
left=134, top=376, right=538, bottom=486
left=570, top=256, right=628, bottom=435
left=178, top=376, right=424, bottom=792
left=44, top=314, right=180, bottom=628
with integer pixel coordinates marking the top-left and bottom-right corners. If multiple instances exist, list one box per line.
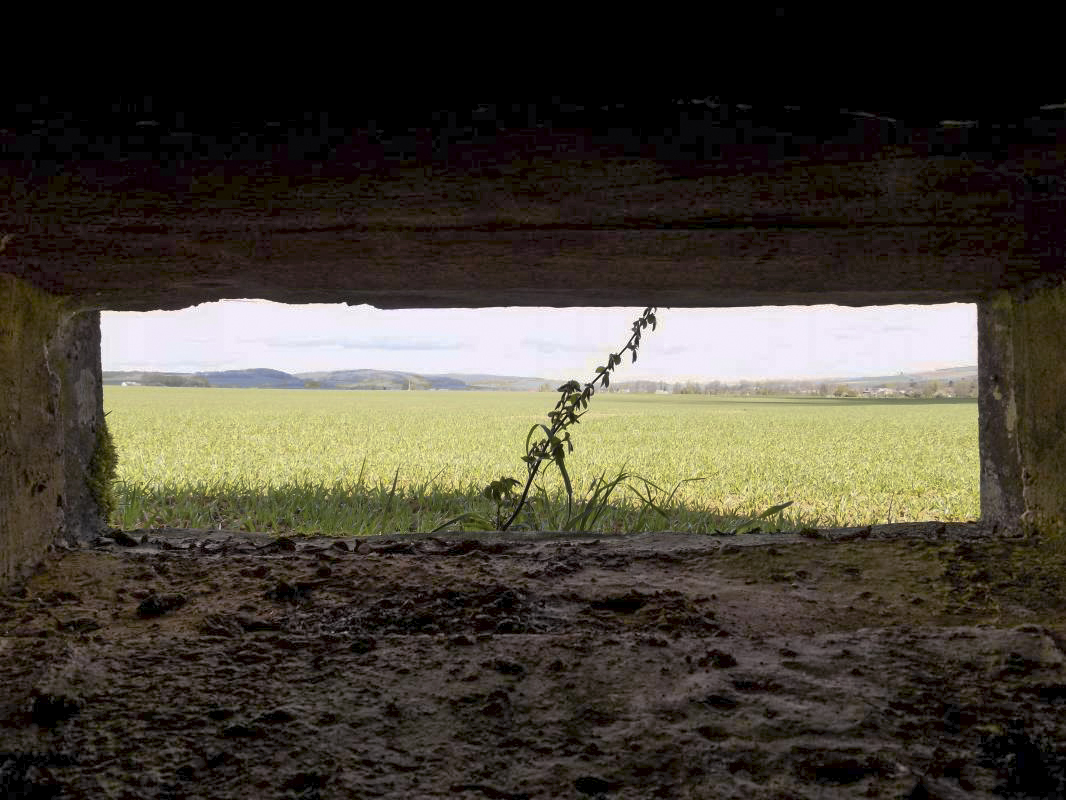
left=835, top=365, right=977, bottom=390
left=294, top=369, right=434, bottom=390
left=103, top=368, right=552, bottom=391
left=201, top=368, right=305, bottom=388
left=435, top=374, right=551, bottom=392
left=294, top=370, right=552, bottom=391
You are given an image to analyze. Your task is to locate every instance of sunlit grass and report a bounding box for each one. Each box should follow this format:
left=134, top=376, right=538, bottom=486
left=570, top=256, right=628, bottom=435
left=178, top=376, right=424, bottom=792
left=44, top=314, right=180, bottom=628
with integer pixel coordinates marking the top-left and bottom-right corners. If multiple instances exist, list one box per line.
left=103, top=388, right=979, bottom=535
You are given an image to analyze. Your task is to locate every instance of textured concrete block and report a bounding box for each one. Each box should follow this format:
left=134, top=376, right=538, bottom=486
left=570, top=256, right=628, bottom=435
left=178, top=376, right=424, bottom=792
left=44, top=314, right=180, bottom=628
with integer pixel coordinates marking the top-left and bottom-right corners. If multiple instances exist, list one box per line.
left=980, top=284, right=1066, bottom=537
left=0, top=274, right=108, bottom=586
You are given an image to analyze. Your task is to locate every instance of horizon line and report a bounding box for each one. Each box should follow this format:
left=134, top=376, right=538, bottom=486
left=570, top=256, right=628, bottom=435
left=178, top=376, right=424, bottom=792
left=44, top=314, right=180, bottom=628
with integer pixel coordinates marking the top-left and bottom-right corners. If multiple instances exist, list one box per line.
left=102, top=363, right=979, bottom=385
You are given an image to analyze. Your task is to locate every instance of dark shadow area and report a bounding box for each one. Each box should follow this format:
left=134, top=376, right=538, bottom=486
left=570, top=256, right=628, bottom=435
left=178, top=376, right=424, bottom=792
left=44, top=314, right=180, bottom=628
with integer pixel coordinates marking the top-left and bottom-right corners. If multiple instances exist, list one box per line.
left=110, top=479, right=817, bottom=537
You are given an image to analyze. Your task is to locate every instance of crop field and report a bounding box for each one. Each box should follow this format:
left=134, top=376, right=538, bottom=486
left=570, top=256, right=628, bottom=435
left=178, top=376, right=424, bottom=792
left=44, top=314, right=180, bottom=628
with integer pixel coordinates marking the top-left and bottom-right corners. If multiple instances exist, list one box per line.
left=102, top=387, right=979, bottom=535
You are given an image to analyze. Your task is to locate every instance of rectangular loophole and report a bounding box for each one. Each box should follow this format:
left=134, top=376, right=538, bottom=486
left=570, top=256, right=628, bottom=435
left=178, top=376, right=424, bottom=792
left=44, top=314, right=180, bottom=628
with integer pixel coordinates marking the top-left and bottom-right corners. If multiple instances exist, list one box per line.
left=101, top=301, right=978, bottom=534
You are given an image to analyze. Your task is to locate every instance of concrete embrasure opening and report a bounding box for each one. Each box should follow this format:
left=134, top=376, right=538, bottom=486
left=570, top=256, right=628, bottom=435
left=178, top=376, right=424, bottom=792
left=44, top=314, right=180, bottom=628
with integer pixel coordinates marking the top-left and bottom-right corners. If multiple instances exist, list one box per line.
left=97, top=301, right=982, bottom=537
left=3, top=98, right=1066, bottom=797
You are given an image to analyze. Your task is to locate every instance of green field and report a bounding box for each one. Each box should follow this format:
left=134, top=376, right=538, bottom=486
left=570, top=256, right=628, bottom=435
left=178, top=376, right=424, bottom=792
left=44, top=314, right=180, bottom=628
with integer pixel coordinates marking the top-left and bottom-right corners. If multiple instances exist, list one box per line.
left=102, top=387, right=980, bottom=535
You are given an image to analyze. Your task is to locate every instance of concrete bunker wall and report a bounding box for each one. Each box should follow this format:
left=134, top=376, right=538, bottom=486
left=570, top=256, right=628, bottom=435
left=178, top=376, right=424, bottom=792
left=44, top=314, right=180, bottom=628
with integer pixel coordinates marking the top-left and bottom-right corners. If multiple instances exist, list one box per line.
left=979, top=287, right=1066, bottom=537
left=0, top=274, right=109, bottom=585
left=1, top=98, right=1064, bottom=587
left=7, top=276, right=1066, bottom=587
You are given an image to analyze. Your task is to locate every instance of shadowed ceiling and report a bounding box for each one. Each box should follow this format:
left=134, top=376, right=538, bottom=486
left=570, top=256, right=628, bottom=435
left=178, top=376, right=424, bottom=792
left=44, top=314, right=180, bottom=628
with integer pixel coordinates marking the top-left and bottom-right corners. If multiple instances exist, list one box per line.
left=1, top=95, right=1063, bottom=311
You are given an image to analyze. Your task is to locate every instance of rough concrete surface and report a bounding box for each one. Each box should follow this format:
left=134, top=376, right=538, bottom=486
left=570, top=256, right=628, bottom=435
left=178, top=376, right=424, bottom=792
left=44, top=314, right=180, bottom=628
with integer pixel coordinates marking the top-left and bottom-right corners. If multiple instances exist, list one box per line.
left=979, top=286, right=1066, bottom=538
left=2, top=524, right=1065, bottom=799
left=3, top=117, right=1064, bottom=312
left=0, top=275, right=106, bottom=586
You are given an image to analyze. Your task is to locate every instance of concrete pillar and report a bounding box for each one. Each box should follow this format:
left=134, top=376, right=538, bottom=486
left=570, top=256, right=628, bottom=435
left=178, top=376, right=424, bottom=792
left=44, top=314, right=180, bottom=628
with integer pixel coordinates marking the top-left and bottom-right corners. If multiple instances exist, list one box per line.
left=0, top=274, right=110, bottom=587
left=979, top=284, right=1066, bottom=538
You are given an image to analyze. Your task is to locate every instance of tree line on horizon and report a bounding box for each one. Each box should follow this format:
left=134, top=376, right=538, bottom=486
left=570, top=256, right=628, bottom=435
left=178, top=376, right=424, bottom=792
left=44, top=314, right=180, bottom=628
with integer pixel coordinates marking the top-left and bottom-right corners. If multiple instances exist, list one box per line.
left=539, top=377, right=978, bottom=399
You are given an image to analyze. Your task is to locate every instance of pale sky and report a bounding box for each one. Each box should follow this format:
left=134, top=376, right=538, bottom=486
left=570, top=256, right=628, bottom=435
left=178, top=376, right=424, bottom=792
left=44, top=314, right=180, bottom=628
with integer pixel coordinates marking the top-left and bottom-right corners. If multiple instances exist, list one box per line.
left=100, top=301, right=977, bottom=383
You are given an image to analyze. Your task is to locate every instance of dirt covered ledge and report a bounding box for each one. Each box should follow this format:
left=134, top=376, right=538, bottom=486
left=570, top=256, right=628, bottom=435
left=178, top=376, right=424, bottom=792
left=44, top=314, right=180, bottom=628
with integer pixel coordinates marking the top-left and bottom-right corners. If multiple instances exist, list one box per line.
left=2, top=522, right=1065, bottom=799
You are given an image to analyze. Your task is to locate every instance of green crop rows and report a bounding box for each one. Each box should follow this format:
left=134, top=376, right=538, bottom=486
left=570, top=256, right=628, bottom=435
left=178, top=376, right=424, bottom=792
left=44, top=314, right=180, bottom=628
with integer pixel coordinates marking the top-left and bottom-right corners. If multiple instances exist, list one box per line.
left=103, top=387, right=979, bottom=535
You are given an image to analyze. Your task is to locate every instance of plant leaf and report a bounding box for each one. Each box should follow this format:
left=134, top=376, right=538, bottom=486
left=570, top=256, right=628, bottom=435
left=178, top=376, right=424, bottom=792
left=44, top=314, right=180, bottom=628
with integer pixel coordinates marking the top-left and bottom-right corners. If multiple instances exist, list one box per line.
left=556, top=455, right=574, bottom=505
left=755, top=501, right=794, bottom=520
left=524, top=423, right=542, bottom=454
left=431, top=512, right=491, bottom=533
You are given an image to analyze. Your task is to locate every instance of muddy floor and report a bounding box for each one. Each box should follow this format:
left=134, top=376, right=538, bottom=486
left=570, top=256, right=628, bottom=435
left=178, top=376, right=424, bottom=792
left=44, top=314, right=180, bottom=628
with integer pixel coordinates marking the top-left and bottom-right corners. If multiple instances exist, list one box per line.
left=2, top=523, right=1065, bottom=799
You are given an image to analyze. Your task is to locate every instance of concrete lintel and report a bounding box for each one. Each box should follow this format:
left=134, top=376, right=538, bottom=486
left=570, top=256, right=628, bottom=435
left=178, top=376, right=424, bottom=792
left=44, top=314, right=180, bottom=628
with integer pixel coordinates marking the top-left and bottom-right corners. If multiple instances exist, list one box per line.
left=3, top=141, right=1062, bottom=313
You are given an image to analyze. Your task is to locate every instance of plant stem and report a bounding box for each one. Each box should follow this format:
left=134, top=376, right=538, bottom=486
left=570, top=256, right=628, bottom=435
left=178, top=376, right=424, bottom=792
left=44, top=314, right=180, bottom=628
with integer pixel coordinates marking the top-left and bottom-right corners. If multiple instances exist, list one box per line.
left=500, top=307, right=658, bottom=531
